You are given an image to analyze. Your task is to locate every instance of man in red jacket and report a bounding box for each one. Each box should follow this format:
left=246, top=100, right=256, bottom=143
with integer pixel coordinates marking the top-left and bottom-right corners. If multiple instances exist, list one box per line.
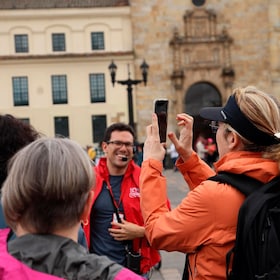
left=84, top=123, right=161, bottom=279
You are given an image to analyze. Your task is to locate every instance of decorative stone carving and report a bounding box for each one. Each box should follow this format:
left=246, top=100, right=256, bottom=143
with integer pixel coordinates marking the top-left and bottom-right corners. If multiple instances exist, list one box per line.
left=170, top=6, right=234, bottom=91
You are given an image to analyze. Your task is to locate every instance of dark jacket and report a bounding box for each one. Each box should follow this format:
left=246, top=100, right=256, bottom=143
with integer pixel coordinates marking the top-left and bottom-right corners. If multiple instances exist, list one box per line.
left=0, top=229, right=62, bottom=280
left=1, top=198, right=87, bottom=247
left=7, top=231, right=144, bottom=280
left=0, top=201, right=6, bottom=228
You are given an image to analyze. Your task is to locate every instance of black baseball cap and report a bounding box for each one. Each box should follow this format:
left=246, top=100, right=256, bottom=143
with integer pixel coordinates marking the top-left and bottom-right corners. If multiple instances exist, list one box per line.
left=199, top=95, right=279, bottom=146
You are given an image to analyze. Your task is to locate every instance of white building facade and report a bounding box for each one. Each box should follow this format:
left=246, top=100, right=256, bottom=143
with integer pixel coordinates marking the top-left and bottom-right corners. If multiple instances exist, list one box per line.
left=0, top=1, right=134, bottom=147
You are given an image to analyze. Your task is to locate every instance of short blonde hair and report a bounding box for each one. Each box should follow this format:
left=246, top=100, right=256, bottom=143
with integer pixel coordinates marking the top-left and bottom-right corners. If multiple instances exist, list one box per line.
left=229, top=86, right=280, bottom=162
left=235, top=86, right=280, bottom=136
left=2, top=137, right=94, bottom=233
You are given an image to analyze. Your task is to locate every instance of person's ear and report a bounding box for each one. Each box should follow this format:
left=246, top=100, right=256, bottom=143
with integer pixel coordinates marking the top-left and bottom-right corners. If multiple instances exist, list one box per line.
left=228, top=131, right=243, bottom=151
left=81, top=190, right=94, bottom=223
left=102, top=141, right=108, bottom=154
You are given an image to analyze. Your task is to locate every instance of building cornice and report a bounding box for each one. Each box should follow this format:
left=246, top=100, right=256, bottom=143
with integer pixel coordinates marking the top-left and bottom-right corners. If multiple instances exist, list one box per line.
left=0, top=6, right=130, bottom=20
left=0, top=0, right=129, bottom=9
left=0, top=51, right=134, bottom=62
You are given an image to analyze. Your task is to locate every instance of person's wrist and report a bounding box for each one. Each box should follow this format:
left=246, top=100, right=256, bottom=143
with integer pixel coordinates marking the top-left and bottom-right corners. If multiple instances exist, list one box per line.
left=143, top=155, right=164, bottom=162
left=179, top=150, right=193, bottom=162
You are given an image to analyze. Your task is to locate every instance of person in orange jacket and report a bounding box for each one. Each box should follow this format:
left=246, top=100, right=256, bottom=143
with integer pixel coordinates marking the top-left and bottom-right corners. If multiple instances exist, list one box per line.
left=140, top=86, right=280, bottom=279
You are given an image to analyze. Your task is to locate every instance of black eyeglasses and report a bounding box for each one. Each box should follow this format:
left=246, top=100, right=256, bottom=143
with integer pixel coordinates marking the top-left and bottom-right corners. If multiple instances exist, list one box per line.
left=106, top=140, right=134, bottom=149
left=209, top=121, right=219, bottom=133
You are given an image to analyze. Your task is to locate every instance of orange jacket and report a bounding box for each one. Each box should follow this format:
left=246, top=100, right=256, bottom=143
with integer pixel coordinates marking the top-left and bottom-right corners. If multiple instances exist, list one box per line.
left=140, top=151, right=279, bottom=279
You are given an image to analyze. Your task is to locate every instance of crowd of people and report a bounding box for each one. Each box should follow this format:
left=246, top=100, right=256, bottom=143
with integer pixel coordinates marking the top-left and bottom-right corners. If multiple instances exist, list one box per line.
left=0, top=116, right=144, bottom=279
left=194, top=135, right=218, bottom=167
left=1, top=85, right=280, bottom=280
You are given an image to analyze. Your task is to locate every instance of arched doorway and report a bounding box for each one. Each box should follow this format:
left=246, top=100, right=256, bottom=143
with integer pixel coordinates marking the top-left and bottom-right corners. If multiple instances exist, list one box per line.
left=184, top=82, right=222, bottom=146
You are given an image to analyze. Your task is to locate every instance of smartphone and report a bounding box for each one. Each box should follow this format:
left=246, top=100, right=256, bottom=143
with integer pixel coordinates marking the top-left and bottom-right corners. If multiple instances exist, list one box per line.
left=154, top=99, right=169, bottom=143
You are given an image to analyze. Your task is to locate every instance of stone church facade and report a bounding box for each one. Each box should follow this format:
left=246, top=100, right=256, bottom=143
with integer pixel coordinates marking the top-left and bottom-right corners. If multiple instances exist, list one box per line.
left=130, top=0, right=280, bottom=142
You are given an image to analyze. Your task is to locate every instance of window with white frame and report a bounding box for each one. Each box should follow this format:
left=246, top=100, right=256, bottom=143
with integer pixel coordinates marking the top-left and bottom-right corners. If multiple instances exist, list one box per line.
left=54, top=116, right=69, bottom=138
left=91, top=32, right=105, bottom=50
left=89, top=73, right=106, bottom=103
left=14, top=34, right=29, bottom=53
left=51, top=75, right=68, bottom=104
left=52, top=33, right=66, bottom=52
left=92, top=115, right=107, bottom=143
left=19, top=118, right=30, bottom=124
left=12, top=76, right=29, bottom=106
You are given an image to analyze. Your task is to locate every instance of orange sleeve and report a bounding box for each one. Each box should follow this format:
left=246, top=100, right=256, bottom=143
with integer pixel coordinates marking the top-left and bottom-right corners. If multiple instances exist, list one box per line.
left=176, top=152, right=215, bottom=190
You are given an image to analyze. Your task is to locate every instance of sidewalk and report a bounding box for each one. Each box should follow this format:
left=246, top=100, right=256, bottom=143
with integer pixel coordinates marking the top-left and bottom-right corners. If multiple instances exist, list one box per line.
left=150, top=245, right=185, bottom=280
left=151, top=267, right=182, bottom=280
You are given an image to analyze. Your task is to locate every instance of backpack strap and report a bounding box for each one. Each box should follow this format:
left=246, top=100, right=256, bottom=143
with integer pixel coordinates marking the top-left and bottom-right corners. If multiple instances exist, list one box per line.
left=182, top=254, right=190, bottom=280
left=208, top=171, right=263, bottom=196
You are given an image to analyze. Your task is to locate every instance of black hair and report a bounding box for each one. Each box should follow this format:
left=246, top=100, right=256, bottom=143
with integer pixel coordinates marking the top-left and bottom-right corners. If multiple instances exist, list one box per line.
left=103, top=123, right=135, bottom=142
left=0, top=114, right=40, bottom=188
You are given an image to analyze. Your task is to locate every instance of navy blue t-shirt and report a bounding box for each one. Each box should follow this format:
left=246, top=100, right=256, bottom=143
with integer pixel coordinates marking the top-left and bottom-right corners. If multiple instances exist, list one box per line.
left=0, top=201, right=7, bottom=229
left=90, top=175, right=126, bottom=265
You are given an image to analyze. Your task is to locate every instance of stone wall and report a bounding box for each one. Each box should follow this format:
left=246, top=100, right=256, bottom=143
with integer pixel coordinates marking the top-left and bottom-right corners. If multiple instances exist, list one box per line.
left=129, top=0, right=280, bottom=142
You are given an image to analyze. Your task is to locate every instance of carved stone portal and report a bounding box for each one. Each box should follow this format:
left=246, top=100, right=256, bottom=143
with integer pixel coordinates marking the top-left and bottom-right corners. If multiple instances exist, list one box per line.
left=170, top=7, right=235, bottom=113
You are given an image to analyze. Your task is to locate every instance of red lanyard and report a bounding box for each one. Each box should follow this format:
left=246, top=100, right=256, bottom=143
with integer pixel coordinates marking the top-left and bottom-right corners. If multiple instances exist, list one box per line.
left=107, top=180, right=143, bottom=251
left=106, top=181, right=123, bottom=222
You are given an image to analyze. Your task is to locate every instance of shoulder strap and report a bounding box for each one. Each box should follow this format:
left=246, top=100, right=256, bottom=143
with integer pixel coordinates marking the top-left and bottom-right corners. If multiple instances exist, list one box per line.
left=208, top=171, right=263, bottom=196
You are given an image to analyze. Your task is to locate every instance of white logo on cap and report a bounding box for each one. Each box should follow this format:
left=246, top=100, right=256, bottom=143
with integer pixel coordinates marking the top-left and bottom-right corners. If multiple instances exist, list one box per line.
left=221, top=110, right=227, bottom=120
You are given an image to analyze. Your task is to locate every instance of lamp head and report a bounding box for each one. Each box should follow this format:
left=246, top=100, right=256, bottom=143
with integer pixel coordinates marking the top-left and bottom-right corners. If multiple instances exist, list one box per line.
left=140, top=60, right=149, bottom=86
left=108, top=60, right=117, bottom=86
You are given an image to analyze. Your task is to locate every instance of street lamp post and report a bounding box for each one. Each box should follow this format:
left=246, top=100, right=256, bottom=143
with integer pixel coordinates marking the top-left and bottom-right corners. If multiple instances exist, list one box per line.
left=108, top=60, right=149, bottom=130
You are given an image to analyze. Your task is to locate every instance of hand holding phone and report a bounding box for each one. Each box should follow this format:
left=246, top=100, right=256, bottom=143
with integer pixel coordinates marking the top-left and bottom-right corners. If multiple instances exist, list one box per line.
left=154, top=99, right=168, bottom=143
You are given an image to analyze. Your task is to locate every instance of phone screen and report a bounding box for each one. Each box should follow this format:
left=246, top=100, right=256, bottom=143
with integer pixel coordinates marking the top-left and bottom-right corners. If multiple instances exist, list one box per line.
left=154, top=99, right=168, bottom=143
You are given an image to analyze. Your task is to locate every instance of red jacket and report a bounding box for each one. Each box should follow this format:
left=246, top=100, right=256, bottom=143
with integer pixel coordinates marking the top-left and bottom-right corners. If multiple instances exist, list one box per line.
left=84, top=157, right=161, bottom=274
